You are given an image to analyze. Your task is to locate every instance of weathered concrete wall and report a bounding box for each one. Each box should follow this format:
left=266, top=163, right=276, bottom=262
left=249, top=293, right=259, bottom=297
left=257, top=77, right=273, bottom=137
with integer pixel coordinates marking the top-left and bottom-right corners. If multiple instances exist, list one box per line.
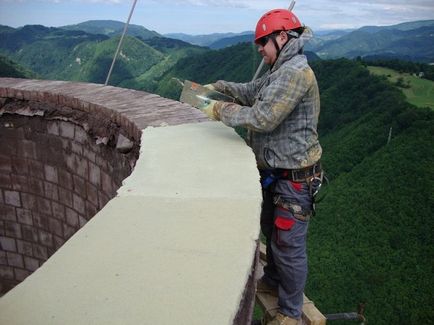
left=0, top=78, right=261, bottom=324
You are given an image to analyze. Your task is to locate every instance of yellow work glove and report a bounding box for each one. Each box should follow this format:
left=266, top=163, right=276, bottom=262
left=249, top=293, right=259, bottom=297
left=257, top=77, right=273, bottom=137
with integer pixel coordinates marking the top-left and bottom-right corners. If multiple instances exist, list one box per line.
left=203, top=83, right=216, bottom=91
left=199, top=98, right=219, bottom=120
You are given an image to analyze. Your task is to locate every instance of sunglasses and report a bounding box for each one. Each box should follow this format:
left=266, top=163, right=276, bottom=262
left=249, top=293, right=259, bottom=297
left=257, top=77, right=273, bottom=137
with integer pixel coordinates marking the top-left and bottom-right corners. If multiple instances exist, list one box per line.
left=256, top=34, right=273, bottom=47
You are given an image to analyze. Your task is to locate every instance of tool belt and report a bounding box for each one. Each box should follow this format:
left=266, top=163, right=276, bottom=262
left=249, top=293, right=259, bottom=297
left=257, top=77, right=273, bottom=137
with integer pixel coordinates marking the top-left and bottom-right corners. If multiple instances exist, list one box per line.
left=277, top=161, right=322, bottom=183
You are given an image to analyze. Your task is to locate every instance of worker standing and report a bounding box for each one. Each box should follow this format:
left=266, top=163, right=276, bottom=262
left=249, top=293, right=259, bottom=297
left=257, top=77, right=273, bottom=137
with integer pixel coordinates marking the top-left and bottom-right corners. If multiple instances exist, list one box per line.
left=199, top=9, right=322, bottom=325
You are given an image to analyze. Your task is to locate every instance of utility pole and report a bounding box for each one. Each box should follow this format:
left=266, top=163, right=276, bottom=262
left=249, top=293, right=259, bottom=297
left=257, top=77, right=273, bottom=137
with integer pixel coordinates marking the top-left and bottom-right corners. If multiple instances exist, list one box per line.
left=251, top=0, right=296, bottom=81
left=105, top=0, right=138, bottom=86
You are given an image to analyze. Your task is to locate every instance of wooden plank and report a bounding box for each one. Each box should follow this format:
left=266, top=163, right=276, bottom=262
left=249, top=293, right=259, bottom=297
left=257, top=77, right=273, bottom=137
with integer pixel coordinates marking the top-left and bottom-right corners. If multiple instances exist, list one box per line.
left=256, top=245, right=326, bottom=325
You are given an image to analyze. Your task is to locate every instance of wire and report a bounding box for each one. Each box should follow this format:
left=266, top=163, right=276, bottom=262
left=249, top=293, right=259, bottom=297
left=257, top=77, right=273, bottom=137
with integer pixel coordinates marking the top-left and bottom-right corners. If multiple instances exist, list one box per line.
left=104, top=0, right=138, bottom=86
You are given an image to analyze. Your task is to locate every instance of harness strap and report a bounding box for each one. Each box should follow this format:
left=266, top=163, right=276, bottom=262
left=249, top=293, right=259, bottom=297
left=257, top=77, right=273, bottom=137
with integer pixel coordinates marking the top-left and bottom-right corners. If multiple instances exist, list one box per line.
left=273, top=195, right=311, bottom=222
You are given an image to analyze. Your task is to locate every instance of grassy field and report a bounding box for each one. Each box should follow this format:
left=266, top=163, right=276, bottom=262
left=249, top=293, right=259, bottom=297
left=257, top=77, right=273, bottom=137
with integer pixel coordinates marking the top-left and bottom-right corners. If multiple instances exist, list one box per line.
left=368, top=66, right=434, bottom=109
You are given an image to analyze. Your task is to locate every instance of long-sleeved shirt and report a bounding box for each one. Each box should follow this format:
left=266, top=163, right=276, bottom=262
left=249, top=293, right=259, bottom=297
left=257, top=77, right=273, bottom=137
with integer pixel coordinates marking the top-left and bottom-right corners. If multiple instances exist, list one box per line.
left=214, top=27, right=322, bottom=170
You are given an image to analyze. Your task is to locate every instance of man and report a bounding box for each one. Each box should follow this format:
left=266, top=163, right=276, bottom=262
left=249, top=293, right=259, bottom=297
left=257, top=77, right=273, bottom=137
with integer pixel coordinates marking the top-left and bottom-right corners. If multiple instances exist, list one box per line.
left=199, top=9, right=322, bottom=325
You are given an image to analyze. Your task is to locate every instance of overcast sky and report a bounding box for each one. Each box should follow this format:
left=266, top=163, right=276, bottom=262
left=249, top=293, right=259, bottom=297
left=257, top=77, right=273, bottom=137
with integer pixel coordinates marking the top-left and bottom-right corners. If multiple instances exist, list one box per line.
left=1, top=0, right=433, bottom=34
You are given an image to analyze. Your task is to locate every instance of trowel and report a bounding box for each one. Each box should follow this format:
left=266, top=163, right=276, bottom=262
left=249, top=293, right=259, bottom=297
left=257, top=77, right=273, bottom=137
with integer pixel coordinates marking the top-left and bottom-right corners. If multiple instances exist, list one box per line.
left=179, top=80, right=235, bottom=109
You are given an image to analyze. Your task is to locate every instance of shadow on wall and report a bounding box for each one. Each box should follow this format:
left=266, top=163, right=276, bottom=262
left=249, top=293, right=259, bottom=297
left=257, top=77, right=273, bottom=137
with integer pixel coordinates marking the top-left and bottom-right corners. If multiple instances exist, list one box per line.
left=0, top=109, right=137, bottom=295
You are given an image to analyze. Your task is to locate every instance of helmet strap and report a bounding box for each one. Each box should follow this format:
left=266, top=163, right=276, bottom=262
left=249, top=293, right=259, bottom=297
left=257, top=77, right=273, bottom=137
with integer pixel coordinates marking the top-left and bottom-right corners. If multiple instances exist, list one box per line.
left=270, top=33, right=290, bottom=70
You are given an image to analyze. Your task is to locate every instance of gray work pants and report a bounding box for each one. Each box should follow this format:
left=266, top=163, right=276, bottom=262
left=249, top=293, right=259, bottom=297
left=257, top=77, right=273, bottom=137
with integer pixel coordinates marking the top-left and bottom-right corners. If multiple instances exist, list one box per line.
left=260, top=177, right=312, bottom=319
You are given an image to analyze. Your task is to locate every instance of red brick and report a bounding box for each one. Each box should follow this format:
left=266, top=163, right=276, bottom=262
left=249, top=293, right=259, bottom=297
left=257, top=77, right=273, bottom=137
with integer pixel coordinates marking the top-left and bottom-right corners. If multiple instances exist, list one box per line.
left=19, top=140, right=37, bottom=159
left=88, top=162, right=101, bottom=187
left=59, top=121, right=75, bottom=139
left=48, top=217, right=63, bottom=237
left=58, top=187, right=73, bottom=208
left=0, top=236, right=16, bottom=252
left=73, top=175, right=86, bottom=195
left=0, top=205, right=16, bottom=221
left=0, top=250, right=6, bottom=265
left=72, top=193, right=85, bottom=215
left=21, top=225, right=38, bottom=242
left=4, top=190, right=21, bottom=208
left=96, top=155, right=107, bottom=170
left=71, top=141, right=83, bottom=155
left=65, top=207, right=79, bottom=227
left=7, top=252, right=23, bottom=268
left=21, top=193, right=38, bottom=211
left=83, top=147, right=96, bottom=163
left=44, top=165, right=58, bottom=183
left=52, top=201, right=65, bottom=220
left=53, top=235, right=65, bottom=250
left=58, top=169, right=73, bottom=190
left=28, top=177, right=44, bottom=195
left=47, top=121, right=59, bottom=136
left=74, top=126, right=88, bottom=144
left=33, top=244, right=48, bottom=260
left=38, top=229, right=53, bottom=247
left=98, top=192, right=110, bottom=209
left=15, top=268, right=31, bottom=282
left=0, top=155, right=12, bottom=173
left=11, top=174, right=28, bottom=192
left=5, top=221, right=22, bottom=238
left=79, top=215, right=87, bottom=227
left=11, top=158, right=29, bottom=175
left=63, top=224, right=76, bottom=240
left=101, top=171, right=113, bottom=195
left=0, top=266, right=14, bottom=280
left=28, top=159, right=44, bottom=179
left=85, top=201, right=98, bottom=219
left=24, top=256, right=40, bottom=271
left=76, top=158, right=88, bottom=179
left=86, top=182, right=98, bottom=207
left=16, top=208, right=33, bottom=226
left=36, top=197, right=52, bottom=214
left=44, top=181, right=59, bottom=201
left=0, top=173, right=12, bottom=190
left=16, top=239, right=33, bottom=257
left=33, top=212, right=49, bottom=231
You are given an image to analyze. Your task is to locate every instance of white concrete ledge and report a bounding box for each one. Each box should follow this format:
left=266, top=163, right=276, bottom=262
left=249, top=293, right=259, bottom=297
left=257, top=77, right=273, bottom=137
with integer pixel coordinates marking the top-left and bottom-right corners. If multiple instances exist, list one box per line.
left=0, top=122, right=262, bottom=324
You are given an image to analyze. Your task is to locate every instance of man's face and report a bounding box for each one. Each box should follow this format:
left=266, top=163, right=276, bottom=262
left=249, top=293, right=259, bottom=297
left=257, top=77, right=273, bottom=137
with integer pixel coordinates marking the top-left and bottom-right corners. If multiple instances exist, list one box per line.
left=256, top=32, right=288, bottom=65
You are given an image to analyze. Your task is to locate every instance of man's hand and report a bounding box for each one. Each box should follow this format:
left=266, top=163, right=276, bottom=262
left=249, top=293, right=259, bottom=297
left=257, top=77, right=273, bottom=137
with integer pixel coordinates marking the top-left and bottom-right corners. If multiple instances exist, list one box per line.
left=203, top=84, right=216, bottom=91
left=200, top=98, right=218, bottom=120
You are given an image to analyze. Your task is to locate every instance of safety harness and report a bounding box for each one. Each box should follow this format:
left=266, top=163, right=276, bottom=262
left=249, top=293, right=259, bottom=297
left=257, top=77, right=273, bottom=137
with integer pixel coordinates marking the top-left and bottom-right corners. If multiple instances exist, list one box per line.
left=261, top=162, right=327, bottom=220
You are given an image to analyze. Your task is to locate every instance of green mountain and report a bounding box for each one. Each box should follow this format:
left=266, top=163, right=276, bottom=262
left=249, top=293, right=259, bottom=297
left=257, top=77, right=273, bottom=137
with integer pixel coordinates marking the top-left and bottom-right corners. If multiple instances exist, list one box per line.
left=313, top=21, right=434, bottom=61
left=0, top=25, right=204, bottom=89
left=0, top=54, right=38, bottom=78
left=61, top=20, right=161, bottom=40
left=165, top=31, right=252, bottom=47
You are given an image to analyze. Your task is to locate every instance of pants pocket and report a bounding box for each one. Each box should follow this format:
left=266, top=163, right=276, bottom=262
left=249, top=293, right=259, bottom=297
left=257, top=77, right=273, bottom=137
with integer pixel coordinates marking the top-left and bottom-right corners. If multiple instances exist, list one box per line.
left=274, top=207, right=297, bottom=247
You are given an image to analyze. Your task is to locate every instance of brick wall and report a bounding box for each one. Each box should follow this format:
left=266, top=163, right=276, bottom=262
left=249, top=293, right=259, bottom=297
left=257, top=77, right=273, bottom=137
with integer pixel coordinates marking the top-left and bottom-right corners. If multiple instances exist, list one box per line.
left=0, top=115, right=134, bottom=295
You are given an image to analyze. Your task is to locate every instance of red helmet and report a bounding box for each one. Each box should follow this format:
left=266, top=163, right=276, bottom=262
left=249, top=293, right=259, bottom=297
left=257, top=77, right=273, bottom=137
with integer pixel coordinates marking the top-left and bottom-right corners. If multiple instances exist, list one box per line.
left=255, top=9, right=302, bottom=44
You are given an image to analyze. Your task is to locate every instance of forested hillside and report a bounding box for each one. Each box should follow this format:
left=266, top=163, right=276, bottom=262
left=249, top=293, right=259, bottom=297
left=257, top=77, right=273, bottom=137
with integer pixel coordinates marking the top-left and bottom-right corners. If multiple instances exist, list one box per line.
left=306, top=59, right=433, bottom=324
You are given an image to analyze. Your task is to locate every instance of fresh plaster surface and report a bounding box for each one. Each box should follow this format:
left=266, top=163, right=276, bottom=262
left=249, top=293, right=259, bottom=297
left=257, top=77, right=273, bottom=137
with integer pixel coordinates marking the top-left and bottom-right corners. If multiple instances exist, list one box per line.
left=0, top=121, right=262, bottom=324
left=0, top=197, right=261, bottom=324
left=118, top=121, right=261, bottom=200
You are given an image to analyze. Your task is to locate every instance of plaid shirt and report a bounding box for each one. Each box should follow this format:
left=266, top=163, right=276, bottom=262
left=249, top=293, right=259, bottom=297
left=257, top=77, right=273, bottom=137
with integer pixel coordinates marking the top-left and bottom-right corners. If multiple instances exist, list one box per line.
left=214, top=27, right=322, bottom=170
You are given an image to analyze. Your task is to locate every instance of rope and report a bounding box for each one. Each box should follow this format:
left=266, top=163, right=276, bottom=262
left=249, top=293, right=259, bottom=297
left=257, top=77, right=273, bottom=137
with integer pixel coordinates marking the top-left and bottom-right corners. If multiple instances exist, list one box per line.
left=104, top=0, right=138, bottom=86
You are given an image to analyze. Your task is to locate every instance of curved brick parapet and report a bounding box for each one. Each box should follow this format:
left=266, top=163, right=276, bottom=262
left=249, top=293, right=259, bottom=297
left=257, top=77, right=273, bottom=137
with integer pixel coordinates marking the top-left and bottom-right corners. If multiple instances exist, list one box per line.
left=0, top=78, right=261, bottom=324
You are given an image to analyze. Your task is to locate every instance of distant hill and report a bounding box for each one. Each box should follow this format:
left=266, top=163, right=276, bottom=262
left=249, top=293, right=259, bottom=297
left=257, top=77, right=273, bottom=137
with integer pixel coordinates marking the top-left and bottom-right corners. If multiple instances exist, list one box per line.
left=312, top=21, right=434, bottom=62
left=0, top=54, right=38, bottom=78
left=61, top=20, right=161, bottom=40
left=165, top=31, right=252, bottom=47
left=208, top=33, right=254, bottom=49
